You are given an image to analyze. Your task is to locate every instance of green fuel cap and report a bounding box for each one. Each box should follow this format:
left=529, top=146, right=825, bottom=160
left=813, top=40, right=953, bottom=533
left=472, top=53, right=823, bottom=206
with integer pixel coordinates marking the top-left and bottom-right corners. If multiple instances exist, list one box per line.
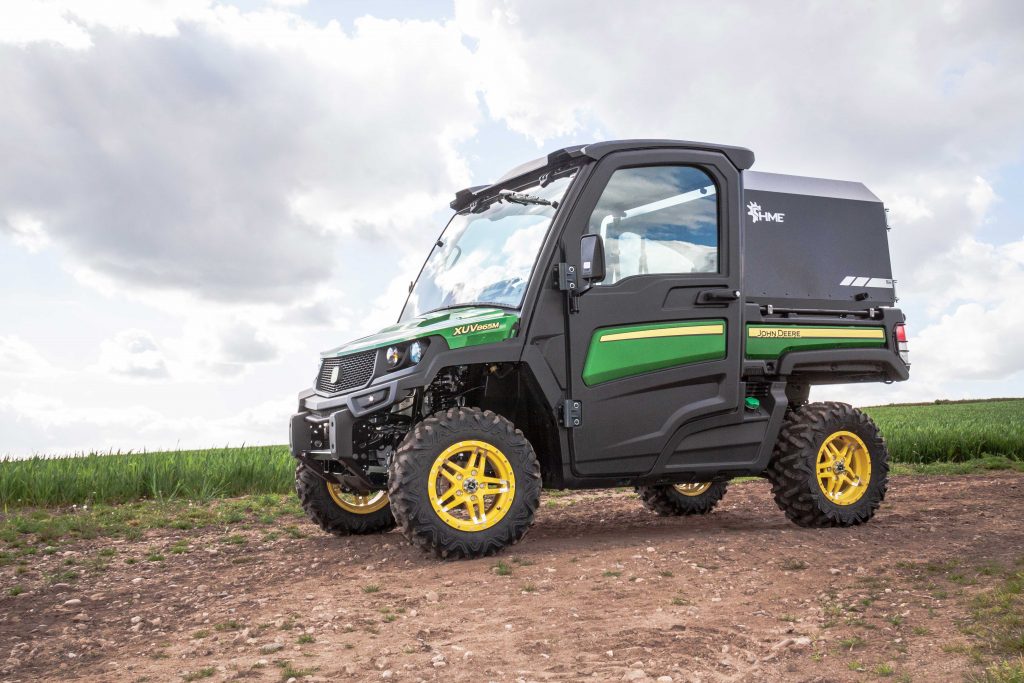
left=744, top=397, right=761, bottom=411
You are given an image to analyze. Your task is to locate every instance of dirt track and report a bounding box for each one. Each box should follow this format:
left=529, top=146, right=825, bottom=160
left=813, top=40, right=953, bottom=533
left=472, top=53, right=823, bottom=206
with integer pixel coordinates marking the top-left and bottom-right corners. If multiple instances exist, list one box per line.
left=3, top=473, right=1024, bottom=683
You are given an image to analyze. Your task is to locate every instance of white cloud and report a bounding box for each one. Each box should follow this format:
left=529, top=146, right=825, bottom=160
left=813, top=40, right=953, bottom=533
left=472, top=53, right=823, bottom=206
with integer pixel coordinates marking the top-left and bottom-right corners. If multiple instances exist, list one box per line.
left=0, top=336, right=56, bottom=377
left=94, top=329, right=170, bottom=379
left=0, top=390, right=291, bottom=456
left=0, top=6, right=479, bottom=304
left=913, top=300, right=1024, bottom=381
left=2, top=213, right=51, bottom=253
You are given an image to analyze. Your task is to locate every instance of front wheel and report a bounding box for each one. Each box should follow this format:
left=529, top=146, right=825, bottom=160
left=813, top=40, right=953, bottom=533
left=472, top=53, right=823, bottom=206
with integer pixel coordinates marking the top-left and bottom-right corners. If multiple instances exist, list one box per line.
left=636, top=481, right=728, bottom=516
left=388, top=407, right=542, bottom=559
left=767, top=402, right=888, bottom=527
left=295, top=464, right=396, bottom=536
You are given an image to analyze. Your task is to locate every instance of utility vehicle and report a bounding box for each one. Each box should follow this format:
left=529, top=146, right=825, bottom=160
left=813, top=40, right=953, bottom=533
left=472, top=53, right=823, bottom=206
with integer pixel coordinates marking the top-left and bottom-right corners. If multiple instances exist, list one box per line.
left=289, top=139, right=910, bottom=558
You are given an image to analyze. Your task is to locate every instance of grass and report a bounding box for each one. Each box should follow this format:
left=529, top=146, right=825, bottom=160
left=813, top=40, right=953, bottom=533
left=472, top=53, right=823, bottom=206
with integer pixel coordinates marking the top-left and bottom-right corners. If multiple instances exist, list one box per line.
left=964, top=565, right=1024, bottom=659
left=0, top=445, right=292, bottom=508
left=0, top=494, right=301, bottom=550
left=864, top=399, right=1024, bottom=464
left=0, top=399, right=1020, bottom=510
left=969, top=659, right=1024, bottom=683
left=276, top=661, right=318, bottom=680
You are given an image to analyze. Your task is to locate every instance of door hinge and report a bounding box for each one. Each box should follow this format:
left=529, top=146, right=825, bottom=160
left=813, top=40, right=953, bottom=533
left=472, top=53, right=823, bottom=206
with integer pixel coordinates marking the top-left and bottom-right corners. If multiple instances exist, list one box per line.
left=556, top=263, right=581, bottom=313
left=560, top=399, right=583, bottom=428
left=556, top=263, right=578, bottom=292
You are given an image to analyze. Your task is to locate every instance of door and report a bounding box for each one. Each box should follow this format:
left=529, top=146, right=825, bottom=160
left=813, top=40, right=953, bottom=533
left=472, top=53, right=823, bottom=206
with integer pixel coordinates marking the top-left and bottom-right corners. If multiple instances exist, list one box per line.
left=564, top=149, right=744, bottom=477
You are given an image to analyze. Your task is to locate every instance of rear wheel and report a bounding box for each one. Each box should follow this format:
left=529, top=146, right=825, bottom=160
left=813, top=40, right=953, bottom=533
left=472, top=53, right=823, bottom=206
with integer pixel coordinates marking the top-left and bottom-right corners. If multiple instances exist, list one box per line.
left=295, top=464, right=396, bottom=536
left=767, top=401, right=888, bottom=527
left=388, top=407, right=541, bottom=559
left=636, top=481, right=728, bottom=516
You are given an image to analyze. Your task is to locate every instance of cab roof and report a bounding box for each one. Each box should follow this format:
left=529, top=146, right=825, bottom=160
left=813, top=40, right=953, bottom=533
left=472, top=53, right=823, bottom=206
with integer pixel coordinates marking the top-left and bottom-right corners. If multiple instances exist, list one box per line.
left=451, top=139, right=755, bottom=211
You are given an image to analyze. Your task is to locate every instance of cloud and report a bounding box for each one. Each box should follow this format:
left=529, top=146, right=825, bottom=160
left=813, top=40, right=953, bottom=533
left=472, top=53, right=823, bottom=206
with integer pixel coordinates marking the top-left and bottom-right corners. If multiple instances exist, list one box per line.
left=0, top=336, right=56, bottom=377
left=913, top=300, right=1024, bottom=381
left=94, top=329, right=170, bottom=379
left=1, top=213, right=51, bottom=253
left=0, top=5, right=480, bottom=304
left=0, top=390, right=291, bottom=456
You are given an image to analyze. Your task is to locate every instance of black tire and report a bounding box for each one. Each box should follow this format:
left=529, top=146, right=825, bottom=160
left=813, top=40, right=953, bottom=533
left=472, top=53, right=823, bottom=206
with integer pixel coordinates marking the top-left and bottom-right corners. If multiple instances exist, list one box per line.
left=766, top=401, right=888, bottom=527
left=388, top=407, right=542, bottom=559
left=636, top=481, right=728, bottom=516
left=295, top=464, right=396, bottom=536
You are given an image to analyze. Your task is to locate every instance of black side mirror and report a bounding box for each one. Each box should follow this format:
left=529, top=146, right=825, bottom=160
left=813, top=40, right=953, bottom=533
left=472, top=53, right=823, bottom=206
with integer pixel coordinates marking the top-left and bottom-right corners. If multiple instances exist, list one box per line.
left=580, top=234, right=606, bottom=288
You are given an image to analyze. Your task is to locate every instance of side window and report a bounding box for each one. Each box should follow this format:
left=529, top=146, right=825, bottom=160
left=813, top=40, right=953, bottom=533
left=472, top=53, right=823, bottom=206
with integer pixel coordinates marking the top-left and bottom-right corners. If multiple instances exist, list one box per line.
left=587, top=165, right=719, bottom=284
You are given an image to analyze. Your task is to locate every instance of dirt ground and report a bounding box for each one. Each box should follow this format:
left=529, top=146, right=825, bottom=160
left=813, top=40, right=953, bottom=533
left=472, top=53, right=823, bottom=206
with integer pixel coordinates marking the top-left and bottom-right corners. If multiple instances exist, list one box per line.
left=3, top=473, right=1023, bottom=683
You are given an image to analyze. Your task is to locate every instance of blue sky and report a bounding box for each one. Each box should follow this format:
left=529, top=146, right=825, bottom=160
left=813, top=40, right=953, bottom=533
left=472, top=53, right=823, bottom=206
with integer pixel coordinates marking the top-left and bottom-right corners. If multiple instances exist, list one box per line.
left=1, top=0, right=1022, bottom=456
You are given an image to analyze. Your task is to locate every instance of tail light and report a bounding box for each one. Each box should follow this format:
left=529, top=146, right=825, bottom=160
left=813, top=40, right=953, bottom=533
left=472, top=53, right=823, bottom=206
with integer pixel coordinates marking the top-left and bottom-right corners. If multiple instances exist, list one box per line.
left=895, top=323, right=910, bottom=365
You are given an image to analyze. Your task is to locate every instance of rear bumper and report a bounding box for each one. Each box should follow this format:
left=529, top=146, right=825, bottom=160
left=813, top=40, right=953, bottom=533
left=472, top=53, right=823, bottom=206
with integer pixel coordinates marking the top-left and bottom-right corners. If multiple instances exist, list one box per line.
left=776, top=348, right=910, bottom=383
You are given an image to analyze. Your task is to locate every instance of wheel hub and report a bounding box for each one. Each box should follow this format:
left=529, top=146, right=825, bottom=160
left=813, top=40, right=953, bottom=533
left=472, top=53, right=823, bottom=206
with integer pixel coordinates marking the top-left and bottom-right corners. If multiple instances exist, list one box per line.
left=326, top=483, right=389, bottom=514
left=427, top=440, right=516, bottom=532
left=815, top=431, right=871, bottom=506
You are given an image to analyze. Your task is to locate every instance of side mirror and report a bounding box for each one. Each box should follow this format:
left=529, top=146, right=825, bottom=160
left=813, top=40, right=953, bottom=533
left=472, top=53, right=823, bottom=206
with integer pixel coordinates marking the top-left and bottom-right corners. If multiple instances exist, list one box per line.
left=579, top=234, right=606, bottom=288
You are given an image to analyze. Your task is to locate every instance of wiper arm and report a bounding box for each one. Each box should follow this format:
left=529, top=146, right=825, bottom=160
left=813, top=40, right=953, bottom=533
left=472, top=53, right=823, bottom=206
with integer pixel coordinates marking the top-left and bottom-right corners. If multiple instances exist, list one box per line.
left=498, top=189, right=558, bottom=208
left=424, top=301, right=519, bottom=316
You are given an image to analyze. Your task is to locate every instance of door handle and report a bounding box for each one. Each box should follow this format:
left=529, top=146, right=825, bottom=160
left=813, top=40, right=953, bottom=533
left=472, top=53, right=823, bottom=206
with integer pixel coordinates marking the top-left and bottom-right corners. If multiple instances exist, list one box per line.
left=696, top=289, right=741, bottom=304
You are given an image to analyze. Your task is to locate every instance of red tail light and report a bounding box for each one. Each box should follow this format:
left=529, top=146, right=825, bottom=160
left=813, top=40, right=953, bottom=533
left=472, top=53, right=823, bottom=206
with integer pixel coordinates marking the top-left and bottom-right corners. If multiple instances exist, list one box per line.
left=895, top=324, right=908, bottom=343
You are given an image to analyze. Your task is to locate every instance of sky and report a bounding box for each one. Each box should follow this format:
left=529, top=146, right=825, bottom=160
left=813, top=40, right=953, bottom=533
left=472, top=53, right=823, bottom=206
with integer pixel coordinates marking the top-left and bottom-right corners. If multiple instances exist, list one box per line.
left=1, top=0, right=1022, bottom=456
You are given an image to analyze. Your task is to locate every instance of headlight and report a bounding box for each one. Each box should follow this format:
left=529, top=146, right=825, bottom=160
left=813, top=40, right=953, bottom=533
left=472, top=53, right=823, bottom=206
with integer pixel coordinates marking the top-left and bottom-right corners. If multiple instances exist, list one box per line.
left=408, top=341, right=424, bottom=364
left=383, top=340, right=427, bottom=372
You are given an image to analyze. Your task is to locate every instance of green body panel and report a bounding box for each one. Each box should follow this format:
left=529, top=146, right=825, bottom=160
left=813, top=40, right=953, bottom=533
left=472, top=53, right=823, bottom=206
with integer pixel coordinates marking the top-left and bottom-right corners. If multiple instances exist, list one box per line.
left=744, top=324, right=887, bottom=360
left=322, top=307, right=519, bottom=358
left=582, top=320, right=727, bottom=386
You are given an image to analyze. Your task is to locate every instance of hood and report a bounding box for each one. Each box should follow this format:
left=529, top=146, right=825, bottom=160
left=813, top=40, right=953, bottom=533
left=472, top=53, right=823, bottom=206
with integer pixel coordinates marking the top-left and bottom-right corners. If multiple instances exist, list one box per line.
left=321, top=307, right=520, bottom=358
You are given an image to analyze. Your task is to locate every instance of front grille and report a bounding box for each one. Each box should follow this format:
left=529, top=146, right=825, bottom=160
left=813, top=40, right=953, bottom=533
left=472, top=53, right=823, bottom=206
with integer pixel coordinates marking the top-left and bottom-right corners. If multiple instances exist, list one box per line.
left=316, top=350, right=376, bottom=394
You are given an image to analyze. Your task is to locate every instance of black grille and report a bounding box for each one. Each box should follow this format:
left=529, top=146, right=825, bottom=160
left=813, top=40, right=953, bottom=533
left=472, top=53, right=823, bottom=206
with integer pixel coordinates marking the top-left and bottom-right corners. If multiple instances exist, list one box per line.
left=316, top=351, right=376, bottom=394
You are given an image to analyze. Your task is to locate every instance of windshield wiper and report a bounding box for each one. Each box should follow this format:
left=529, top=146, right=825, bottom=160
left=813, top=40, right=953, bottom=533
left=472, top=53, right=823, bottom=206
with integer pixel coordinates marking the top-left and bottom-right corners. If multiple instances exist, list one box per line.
left=497, top=189, right=558, bottom=208
left=424, top=301, right=519, bottom=316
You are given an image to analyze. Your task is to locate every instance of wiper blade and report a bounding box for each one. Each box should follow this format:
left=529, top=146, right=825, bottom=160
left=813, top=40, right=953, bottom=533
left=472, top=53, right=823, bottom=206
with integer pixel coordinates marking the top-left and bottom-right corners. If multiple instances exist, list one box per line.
left=424, top=302, right=518, bottom=316
left=497, top=189, right=558, bottom=208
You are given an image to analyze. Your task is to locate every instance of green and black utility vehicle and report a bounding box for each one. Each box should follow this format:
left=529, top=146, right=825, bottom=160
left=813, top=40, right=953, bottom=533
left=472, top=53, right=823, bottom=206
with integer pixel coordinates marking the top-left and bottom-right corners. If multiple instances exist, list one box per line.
left=289, top=139, right=910, bottom=558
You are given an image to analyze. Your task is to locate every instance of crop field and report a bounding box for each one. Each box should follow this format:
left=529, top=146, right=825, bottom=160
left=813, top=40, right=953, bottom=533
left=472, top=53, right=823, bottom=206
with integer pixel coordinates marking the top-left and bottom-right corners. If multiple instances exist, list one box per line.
left=864, top=398, right=1024, bottom=463
left=0, top=398, right=1021, bottom=509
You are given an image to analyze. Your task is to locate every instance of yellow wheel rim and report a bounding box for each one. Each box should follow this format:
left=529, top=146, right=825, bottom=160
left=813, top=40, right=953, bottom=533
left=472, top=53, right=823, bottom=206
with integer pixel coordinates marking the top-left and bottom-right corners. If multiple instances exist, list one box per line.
left=816, top=430, right=871, bottom=506
left=428, top=440, right=516, bottom=532
left=673, top=482, right=712, bottom=497
left=326, top=483, right=389, bottom=514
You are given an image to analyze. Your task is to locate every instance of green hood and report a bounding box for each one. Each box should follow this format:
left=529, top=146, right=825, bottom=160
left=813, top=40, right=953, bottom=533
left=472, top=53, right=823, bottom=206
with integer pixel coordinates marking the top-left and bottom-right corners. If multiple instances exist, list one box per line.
left=321, top=307, right=520, bottom=358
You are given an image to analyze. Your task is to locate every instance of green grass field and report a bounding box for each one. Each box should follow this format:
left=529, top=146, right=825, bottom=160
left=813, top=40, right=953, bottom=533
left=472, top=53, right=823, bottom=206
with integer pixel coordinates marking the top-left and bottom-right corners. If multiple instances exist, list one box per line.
left=1, top=399, right=1021, bottom=509
left=864, top=398, right=1024, bottom=463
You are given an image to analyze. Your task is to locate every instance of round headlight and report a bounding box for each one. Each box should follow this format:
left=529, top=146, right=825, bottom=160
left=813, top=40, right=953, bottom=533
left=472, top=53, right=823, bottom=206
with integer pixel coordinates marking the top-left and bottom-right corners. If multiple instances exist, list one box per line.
left=408, top=341, right=424, bottom=364
left=385, top=346, right=401, bottom=367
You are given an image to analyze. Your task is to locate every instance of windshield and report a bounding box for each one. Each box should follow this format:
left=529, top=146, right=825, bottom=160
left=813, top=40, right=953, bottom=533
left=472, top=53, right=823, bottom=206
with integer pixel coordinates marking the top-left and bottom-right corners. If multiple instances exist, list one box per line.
left=400, top=172, right=576, bottom=321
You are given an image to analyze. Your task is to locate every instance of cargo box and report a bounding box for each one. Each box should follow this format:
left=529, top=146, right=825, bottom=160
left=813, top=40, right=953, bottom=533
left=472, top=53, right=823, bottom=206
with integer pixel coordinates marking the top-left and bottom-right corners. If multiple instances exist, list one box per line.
left=742, top=171, right=895, bottom=312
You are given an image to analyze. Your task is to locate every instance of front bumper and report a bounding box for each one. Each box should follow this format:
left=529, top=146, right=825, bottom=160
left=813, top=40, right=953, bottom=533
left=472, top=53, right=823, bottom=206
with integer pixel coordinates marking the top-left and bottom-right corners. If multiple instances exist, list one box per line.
left=289, top=378, right=403, bottom=461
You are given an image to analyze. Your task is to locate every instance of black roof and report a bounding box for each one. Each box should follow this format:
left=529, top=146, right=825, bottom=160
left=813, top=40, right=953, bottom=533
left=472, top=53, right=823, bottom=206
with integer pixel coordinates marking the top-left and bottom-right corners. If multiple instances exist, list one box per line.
left=452, top=139, right=755, bottom=210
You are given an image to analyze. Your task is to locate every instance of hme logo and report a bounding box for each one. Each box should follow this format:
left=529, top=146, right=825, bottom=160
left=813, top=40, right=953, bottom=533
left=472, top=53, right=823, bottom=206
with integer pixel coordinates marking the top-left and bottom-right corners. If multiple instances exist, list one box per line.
left=747, top=201, right=785, bottom=224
